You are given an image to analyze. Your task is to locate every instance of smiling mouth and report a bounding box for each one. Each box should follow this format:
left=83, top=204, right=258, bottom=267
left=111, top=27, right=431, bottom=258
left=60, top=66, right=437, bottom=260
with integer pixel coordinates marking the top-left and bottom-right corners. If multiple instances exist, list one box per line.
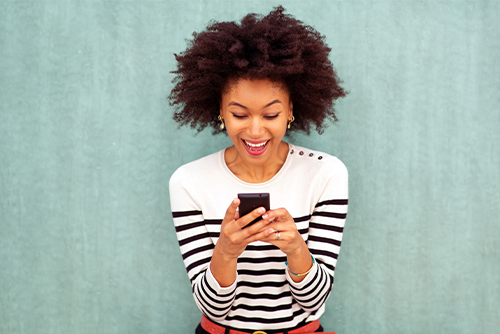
left=242, top=139, right=269, bottom=155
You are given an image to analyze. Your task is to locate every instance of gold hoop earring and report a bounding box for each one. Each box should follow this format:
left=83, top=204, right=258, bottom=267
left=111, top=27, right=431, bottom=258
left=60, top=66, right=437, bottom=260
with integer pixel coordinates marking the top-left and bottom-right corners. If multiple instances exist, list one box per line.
left=218, top=115, right=224, bottom=130
left=287, top=116, right=295, bottom=129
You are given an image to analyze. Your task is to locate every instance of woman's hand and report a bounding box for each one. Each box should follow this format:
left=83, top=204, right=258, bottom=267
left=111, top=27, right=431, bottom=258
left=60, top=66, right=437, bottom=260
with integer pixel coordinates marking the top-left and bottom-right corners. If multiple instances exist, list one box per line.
left=216, top=198, right=276, bottom=259
left=258, top=208, right=305, bottom=256
left=211, top=198, right=275, bottom=287
left=259, top=208, right=313, bottom=283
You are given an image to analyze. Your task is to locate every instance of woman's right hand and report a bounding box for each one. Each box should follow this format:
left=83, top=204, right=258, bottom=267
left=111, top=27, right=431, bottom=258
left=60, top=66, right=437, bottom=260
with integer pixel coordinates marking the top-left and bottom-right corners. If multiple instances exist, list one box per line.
left=211, top=198, right=275, bottom=287
left=215, top=197, right=275, bottom=260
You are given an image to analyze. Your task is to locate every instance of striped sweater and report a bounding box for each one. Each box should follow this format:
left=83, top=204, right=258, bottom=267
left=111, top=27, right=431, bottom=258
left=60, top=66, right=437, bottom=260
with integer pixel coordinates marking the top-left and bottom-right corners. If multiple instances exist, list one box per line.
left=169, top=144, right=348, bottom=331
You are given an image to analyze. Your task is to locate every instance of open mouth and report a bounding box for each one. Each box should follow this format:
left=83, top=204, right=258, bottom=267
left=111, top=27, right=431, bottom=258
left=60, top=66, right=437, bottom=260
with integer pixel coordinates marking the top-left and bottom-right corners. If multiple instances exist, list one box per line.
left=242, top=139, right=270, bottom=155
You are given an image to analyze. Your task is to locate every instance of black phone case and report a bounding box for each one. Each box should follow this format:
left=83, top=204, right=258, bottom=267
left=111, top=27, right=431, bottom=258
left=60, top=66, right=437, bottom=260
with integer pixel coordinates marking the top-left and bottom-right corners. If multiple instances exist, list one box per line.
left=238, top=193, right=270, bottom=228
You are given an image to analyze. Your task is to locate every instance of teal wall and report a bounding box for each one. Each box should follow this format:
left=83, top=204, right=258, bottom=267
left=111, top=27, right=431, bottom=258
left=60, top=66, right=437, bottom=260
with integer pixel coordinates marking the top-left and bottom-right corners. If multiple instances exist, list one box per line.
left=1, top=1, right=499, bottom=333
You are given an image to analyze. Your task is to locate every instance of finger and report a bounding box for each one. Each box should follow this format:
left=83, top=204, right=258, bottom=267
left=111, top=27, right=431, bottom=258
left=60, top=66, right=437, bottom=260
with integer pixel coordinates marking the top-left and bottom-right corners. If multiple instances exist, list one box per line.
left=238, top=206, right=267, bottom=229
left=254, top=220, right=281, bottom=234
left=223, top=198, right=240, bottom=224
left=261, top=208, right=289, bottom=221
left=245, top=226, right=281, bottom=244
left=243, top=217, right=274, bottom=236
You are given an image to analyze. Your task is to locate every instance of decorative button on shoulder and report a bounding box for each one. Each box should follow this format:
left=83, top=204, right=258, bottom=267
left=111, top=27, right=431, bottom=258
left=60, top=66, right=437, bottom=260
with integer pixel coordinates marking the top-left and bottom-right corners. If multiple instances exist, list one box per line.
left=318, top=156, right=323, bottom=160
left=299, top=151, right=304, bottom=155
left=309, top=153, right=314, bottom=157
left=290, top=149, right=294, bottom=154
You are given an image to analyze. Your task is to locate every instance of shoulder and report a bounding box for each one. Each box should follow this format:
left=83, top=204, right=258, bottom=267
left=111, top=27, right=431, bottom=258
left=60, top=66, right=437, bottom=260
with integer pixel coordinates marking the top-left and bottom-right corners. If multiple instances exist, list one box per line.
left=169, top=150, right=222, bottom=188
left=289, top=144, right=347, bottom=179
left=169, top=150, right=224, bottom=210
left=288, top=144, right=348, bottom=201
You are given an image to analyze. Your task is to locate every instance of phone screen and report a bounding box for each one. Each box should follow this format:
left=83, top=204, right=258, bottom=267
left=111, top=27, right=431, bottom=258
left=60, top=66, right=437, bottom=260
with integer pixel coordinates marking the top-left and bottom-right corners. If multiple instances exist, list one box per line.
left=238, top=193, right=270, bottom=228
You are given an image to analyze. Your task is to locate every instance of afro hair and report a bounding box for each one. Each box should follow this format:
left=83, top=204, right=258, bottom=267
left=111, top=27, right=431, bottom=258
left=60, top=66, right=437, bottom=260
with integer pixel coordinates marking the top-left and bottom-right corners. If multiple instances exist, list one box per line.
left=168, top=6, right=346, bottom=134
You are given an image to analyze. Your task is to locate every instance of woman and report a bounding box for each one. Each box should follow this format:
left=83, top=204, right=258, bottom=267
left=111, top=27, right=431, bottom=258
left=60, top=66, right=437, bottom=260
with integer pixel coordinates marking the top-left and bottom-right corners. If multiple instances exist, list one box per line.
left=169, top=6, right=348, bottom=334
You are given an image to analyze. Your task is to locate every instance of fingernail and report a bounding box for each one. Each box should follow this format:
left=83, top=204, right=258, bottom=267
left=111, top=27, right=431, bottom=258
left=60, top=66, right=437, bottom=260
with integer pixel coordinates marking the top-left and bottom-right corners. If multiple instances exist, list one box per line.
left=233, top=198, right=238, bottom=204
left=262, top=213, right=268, bottom=219
left=258, top=207, right=265, bottom=214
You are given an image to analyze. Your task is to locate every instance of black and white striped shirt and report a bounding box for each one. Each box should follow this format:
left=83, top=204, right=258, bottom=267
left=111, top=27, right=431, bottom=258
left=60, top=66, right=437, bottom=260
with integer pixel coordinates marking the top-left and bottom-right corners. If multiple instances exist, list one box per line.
left=169, top=144, right=348, bottom=331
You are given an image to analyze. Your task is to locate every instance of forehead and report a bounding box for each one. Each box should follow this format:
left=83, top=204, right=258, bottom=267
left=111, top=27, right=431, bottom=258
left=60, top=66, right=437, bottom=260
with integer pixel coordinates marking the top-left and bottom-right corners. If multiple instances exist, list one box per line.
left=222, top=78, right=289, bottom=102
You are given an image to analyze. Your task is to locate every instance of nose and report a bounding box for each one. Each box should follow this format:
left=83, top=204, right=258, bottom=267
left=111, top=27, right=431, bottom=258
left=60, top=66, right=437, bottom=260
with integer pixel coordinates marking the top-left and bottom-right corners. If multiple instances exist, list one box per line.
left=246, top=117, right=265, bottom=138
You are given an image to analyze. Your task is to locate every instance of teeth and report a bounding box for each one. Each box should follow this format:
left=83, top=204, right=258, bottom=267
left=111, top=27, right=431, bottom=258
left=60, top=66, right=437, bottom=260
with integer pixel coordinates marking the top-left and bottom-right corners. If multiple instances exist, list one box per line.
left=244, top=140, right=268, bottom=148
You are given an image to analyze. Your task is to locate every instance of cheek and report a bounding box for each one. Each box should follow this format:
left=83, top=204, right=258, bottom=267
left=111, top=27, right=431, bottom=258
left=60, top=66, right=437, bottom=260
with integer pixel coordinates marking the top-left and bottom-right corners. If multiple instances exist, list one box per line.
left=224, top=122, right=241, bottom=136
left=274, top=122, right=288, bottom=136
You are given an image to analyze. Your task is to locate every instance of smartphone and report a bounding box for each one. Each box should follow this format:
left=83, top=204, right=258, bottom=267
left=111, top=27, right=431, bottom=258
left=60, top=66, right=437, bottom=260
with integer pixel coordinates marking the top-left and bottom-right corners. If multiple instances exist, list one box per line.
left=238, top=193, right=270, bottom=229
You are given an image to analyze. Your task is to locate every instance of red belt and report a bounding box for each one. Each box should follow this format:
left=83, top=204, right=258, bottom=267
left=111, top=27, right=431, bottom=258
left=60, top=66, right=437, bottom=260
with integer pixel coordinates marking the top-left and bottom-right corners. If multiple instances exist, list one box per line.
left=201, top=314, right=336, bottom=334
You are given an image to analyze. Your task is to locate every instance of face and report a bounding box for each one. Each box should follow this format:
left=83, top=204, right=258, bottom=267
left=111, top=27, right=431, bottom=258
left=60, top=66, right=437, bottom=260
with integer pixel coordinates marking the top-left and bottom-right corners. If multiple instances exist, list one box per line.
left=220, top=78, right=293, bottom=168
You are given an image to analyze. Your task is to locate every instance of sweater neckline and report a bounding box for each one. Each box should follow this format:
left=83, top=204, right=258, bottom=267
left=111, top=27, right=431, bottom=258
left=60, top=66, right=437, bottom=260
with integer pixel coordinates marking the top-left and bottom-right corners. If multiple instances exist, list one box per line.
left=219, top=143, right=295, bottom=187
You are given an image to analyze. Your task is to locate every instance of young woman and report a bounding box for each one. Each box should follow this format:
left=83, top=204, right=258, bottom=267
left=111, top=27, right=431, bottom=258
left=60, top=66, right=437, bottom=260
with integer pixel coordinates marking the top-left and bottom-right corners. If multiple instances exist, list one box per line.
left=169, top=6, right=348, bottom=334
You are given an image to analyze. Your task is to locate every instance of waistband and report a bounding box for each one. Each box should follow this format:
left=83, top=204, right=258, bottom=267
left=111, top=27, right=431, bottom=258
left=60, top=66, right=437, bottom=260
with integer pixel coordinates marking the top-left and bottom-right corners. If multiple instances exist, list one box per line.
left=200, top=315, right=322, bottom=334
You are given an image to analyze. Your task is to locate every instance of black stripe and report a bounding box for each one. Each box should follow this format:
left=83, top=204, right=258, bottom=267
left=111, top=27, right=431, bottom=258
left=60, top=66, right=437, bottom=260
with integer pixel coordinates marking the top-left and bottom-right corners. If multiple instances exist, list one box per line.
left=237, top=256, right=286, bottom=264
left=175, top=220, right=204, bottom=232
left=294, top=214, right=311, bottom=222
left=296, top=272, right=329, bottom=304
left=186, top=256, right=211, bottom=273
left=196, top=290, right=230, bottom=319
left=188, top=226, right=315, bottom=239
left=236, top=291, right=291, bottom=300
left=314, top=277, right=334, bottom=309
left=304, top=269, right=333, bottom=310
left=309, top=222, right=343, bottom=233
left=182, top=244, right=214, bottom=260
left=238, top=280, right=287, bottom=288
left=301, top=278, right=332, bottom=311
left=202, top=274, right=235, bottom=298
left=308, top=235, right=341, bottom=247
left=199, top=280, right=220, bottom=305
left=190, top=270, right=205, bottom=285
left=197, top=283, right=232, bottom=312
left=316, top=258, right=335, bottom=272
left=201, top=276, right=236, bottom=303
left=246, top=244, right=280, bottom=251
left=230, top=302, right=292, bottom=312
left=178, top=233, right=209, bottom=246
left=315, top=199, right=348, bottom=207
left=289, top=267, right=321, bottom=294
left=313, top=249, right=338, bottom=260
left=298, top=227, right=309, bottom=235
left=172, top=210, right=202, bottom=218
left=204, top=219, right=222, bottom=225
left=205, top=216, right=313, bottom=225
left=312, top=211, right=347, bottom=219
left=208, top=232, right=220, bottom=238
left=237, top=269, right=284, bottom=276
left=310, top=284, right=332, bottom=311
left=202, top=274, right=217, bottom=295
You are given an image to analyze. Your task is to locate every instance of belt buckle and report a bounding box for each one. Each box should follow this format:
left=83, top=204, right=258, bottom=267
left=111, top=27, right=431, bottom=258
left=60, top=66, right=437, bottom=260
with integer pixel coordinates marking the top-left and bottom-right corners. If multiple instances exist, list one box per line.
left=252, top=332, right=267, bottom=334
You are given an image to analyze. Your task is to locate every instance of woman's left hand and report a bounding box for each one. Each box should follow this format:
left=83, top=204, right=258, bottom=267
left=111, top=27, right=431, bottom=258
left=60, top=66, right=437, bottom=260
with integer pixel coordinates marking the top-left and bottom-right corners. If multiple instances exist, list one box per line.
left=258, top=208, right=305, bottom=256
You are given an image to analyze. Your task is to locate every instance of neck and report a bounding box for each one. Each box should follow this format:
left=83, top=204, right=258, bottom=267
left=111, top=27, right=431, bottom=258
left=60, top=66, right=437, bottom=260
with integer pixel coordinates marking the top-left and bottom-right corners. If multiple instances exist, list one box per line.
left=225, top=141, right=289, bottom=183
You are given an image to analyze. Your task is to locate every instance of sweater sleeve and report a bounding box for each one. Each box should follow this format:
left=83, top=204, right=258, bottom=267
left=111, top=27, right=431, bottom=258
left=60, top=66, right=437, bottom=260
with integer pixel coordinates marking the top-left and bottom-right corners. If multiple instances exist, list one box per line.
left=286, top=157, right=348, bottom=313
left=169, top=167, right=237, bottom=321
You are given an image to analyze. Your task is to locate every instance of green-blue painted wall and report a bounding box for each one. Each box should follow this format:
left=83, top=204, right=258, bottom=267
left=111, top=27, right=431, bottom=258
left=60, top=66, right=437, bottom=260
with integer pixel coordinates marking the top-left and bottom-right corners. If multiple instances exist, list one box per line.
left=1, top=1, right=499, bottom=333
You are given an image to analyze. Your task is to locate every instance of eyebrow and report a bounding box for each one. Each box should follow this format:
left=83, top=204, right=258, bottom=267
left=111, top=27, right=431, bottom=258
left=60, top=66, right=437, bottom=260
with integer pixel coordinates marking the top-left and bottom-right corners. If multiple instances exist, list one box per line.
left=227, top=99, right=283, bottom=109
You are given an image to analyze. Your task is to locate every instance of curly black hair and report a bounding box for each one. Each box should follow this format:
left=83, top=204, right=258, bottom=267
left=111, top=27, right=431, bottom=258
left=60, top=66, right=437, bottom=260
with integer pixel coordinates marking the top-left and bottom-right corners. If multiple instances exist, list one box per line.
left=168, top=6, right=346, bottom=135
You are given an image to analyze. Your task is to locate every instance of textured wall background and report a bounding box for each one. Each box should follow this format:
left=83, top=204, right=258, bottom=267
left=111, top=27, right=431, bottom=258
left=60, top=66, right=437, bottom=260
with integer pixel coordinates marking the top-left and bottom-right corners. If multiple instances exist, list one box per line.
left=1, top=1, right=499, bottom=333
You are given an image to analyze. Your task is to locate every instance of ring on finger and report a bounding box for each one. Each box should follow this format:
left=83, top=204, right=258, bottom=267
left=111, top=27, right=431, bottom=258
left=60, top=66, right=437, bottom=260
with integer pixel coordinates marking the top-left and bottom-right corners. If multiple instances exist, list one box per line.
left=275, top=231, right=280, bottom=240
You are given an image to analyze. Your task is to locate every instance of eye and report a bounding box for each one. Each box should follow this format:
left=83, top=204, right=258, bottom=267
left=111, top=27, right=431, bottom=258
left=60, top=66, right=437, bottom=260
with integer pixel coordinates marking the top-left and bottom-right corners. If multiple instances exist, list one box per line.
left=231, top=113, right=247, bottom=119
left=264, top=114, right=280, bottom=120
